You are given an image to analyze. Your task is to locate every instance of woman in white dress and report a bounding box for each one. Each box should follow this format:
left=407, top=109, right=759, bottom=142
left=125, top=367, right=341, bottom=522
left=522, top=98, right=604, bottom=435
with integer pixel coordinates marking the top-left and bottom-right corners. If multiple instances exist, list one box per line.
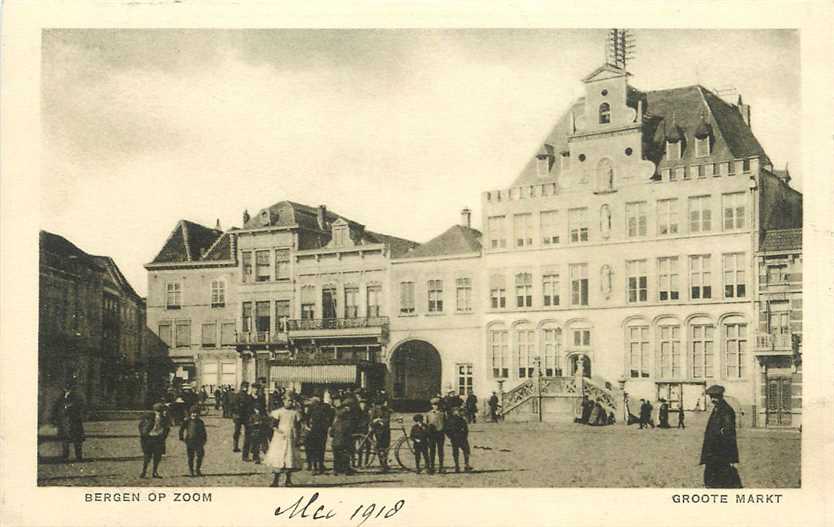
left=265, top=395, right=303, bottom=487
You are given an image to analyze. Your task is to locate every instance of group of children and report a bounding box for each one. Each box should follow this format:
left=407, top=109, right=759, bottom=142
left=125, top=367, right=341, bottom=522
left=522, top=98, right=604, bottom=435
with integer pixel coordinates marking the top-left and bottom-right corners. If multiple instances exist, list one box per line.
left=409, top=399, right=473, bottom=474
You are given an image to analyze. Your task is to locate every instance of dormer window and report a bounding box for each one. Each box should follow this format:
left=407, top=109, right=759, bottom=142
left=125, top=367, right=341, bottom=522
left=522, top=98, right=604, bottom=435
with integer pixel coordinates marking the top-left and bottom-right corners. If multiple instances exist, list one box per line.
left=695, top=136, right=711, bottom=158
left=665, top=140, right=682, bottom=161
left=560, top=151, right=570, bottom=171
left=599, top=103, right=611, bottom=124
left=260, top=210, right=270, bottom=226
left=332, top=224, right=348, bottom=247
left=536, top=155, right=550, bottom=178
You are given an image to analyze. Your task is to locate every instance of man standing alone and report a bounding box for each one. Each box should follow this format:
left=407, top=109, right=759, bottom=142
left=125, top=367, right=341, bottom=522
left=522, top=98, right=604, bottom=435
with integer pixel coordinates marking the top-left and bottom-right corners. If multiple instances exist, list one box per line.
left=51, top=384, right=85, bottom=462
left=700, top=385, right=741, bottom=488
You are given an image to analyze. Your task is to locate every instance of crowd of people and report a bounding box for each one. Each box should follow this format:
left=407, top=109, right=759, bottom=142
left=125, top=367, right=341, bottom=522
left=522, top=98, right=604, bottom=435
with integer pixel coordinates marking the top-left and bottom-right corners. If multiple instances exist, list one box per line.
left=575, top=395, right=616, bottom=426
left=623, top=397, right=686, bottom=429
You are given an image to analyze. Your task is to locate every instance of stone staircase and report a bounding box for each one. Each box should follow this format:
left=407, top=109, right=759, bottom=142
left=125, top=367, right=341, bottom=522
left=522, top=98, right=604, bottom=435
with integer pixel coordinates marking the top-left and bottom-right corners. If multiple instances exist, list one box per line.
left=500, top=374, right=623, bottom=423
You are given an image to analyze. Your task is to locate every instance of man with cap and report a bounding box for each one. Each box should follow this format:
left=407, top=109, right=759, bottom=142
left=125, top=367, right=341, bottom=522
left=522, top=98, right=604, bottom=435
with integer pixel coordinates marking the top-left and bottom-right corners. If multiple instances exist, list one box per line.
left=232, top=382, right=254, bottom=459
left=139, top=402, right=170, bottom=478
left=700, top=385, right=741, bottom=488
left=179, top=405, right=207, bottom=476
left=51, top=384, right=85, bottom=462
left=426, top=397, right=447, bottom=474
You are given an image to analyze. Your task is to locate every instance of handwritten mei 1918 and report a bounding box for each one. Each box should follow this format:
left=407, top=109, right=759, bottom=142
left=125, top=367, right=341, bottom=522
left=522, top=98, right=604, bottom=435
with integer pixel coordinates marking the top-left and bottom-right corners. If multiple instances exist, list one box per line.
left=275, top=493, right=405, bottom=526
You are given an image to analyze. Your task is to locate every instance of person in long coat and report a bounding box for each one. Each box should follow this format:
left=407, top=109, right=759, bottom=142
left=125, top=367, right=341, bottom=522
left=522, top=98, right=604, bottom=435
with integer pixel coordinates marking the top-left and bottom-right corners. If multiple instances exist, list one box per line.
left=700, top=385, right=741, bottom=488
left=265, top=395, right=303, bottom=487
left=51, top=385, right=85, bottom=462
left=329, top=397, right=355, bottom=476
left=139, top=403, right=170, bottom=478
left=658, top=399, right=670, bottom=428
left=465, top=392, right=478, bottom=424
left=304, top=397, right=330, bottom=475
left=178, top=406, right=208, bottom=476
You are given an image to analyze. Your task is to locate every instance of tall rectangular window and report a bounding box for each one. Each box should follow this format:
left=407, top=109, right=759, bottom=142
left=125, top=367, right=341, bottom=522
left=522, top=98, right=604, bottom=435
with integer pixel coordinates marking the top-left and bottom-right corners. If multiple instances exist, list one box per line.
left=158, top=322, right=172, bottom=347
left=688, top=195, right=712, bottom=233
left=573, top=329, right=591, bottom=347
left=344, top=287, right=359, bottom=318
left=456, top=278, right=472, bottom=312
left=722, top=192, right=746, bottom=231
left=626, top=202, right=647, bottom=238
left=725, top=323, right=747, bottom=378
left=541, top=210, right=560, bottom=245
left=241, top=302, right=252, bottom=333
left=657, top=257, right=680, bottom=301
left=689, top=255, right=712, bottom=299
left=657, top=199, right=679, bottom=236
left=570, top=264, right=589, bottom=306
left=490, top=329, right=509, bottom=378
left=300, top=286, right=316, bottom=320
left=175, top=320, right=191, bottom=348
left=399, top=281, right=415, bottom=314
left=516, top=328, right=535, bottom=378
left=210, top=280, right=225, bottom=308
left=691, top=323, right=715, bottom=379
left=490, top=288, right=506, bottom=309
left=657, top=325, right=681, bottom=378
left=322, top=287, right=337, bottom=319
left=366, top=285, right=382, bottom=318
left=275, top=249, right=290, bottom=280
left=626, top=260, right=648, bottom=303
left=513, top=213, right=534, bottom=248
left=628, top=326, right=650, bottom=378
left=568, top=208, right=589, bottom=243
left=241, top=251, right=253, bottom=282
left=488, top=216, right=507, bottom=249
left=723, top=253, right=746, bottom=298
left=427, top=280, right=444, bottom=313
left=457, top=363, right=474, bottom=395
left=275, top=300, right=290, bottom=331
left=255, top=301, right=270, bottom=340
left=221, top=322, right=236, bottom=346
left=202, top=323, right=217, bottom=347
left=166, top=282, right=182, bottom=309
left=542, top=328, right=562, bottom=376
left=542, top=273, right=560, bottom=306
left=255, top=250, right=271, bottom=282
left=515, top=273, right=532, bottom=308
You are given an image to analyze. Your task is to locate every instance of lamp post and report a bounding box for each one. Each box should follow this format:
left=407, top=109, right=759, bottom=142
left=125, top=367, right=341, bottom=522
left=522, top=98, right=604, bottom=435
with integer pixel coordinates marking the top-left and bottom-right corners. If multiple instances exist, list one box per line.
left=534, top=356, right=543, bottom=421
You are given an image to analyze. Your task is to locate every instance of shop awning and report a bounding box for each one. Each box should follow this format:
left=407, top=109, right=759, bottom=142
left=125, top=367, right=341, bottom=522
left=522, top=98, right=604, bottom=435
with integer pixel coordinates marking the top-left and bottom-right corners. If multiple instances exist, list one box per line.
left=270, top=364, right=357, bottom=384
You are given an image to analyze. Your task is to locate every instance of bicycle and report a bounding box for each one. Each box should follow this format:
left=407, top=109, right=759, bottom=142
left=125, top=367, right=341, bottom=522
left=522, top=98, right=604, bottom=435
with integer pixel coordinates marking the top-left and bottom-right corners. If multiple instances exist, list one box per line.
left=351, top=417, right=420, bottom=473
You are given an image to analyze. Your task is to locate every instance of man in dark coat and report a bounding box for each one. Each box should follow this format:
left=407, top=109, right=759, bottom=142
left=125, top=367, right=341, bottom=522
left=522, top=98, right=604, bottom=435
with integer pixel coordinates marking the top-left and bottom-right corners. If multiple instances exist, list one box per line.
left=677, top=404, right=686, bottom=429
left=370, top=400, right=392, bottom=473
left=580, top=395, right=594, bottom=424
left=465, top=392, right=478, bottom=423
left=51, top=385, right=85, bottom=462
left=305, top=397, right=331, bottom=475
left=700, top=385, right=741, bottom=488
left=445, top=406, right=473, bottom=472
left=329, top=397, right=355, bottom=475
left=213, top=387, right=222, bottom=410
left=178, top=406, right=208, bottom=476
left=488, top=392, right=500, bottom=423
left=233, top=382, right=254, bottom=459
left=139, top=403, right=170, bottom=478
left=658, top=399, right=670, bottom=428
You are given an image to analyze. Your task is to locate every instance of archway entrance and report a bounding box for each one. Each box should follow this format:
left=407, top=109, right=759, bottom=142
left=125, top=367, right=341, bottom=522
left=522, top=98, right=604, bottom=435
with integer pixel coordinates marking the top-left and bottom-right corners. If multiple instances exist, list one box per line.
left=390, top=340, right=441, bottom=404
left=569, top=354, right=591, bottom=378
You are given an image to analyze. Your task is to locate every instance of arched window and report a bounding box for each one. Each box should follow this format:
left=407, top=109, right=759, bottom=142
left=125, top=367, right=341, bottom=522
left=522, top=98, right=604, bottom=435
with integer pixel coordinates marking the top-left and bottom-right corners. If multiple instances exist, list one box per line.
left=541, top=324, right=563, bottom=377
left=723, top=315, right=748, bottom=379
left=514, top=323, right=535, bottom=378
left=488, top=324, right=509, bottom=378
left=656, top=318, right=682, bottom=379
left=599, top=102, right=611, bottom=124
left=596, top=158, right=614, bottom=192
left=689, top=316, right=715, bottom=379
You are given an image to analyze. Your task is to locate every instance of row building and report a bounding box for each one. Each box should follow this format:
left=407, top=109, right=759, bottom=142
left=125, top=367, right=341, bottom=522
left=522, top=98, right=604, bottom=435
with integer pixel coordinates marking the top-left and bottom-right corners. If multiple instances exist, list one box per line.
left=145, top=56, right=801, bottom=427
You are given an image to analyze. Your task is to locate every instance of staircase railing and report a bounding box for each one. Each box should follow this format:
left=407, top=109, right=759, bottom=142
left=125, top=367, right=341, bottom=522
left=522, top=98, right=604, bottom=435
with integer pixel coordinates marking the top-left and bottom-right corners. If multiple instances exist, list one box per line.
left=500, top=374, right=619, bottom=421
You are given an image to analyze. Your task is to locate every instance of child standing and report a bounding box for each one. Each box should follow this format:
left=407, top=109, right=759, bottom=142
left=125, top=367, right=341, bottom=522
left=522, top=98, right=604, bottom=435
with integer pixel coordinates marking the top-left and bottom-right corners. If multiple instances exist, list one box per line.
left=445, top=406, right=473, bottom=473
left=248, top=406, right=268, bottom=464
left=178, top=406, right=207, bottom=477
left=409, top=414, right=430, bottom=474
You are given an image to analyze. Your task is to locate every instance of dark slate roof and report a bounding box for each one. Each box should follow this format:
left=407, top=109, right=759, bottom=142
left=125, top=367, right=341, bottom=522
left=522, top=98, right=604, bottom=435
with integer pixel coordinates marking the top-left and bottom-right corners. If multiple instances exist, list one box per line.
left=202, top=230, right=235, bottom=261
left=398, top=225, right=482, bottom=259
left=364, top=230, right=420, bottom=258
left=40, top=230, right=104, bottom=270
left=150, top=220, right=223, bottom=264
left=512, top=84, right=770, bottom=187
left=761, top=228, right=802, bottom=252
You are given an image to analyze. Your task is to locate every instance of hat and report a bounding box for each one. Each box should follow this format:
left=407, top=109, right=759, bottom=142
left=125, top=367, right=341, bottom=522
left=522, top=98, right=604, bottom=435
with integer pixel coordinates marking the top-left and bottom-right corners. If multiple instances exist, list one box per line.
left=413, top=414, right=424, bottom=422
left=705, top=385, right=725, bottom=397
left=430, top=397, right=440, bottom=404
left=152, top=403, right=165, bottom=412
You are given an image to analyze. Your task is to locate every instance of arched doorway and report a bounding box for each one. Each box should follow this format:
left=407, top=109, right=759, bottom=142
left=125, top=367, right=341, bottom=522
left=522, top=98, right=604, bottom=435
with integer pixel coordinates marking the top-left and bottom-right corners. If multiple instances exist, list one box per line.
left=569, top=354, right=591, bottom=378
left=389, top=340, right=441, bottom=404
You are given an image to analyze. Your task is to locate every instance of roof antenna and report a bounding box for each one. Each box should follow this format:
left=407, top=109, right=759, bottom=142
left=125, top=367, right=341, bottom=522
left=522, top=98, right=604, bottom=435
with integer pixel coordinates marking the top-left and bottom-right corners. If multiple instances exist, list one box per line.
left=606, top=29, right=635, bottom=70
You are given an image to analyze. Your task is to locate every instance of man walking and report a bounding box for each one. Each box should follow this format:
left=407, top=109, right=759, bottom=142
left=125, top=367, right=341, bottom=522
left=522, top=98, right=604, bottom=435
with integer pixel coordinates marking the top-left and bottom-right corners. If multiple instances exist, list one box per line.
left=677, top=404, right=686, bottom=429
left=700, top=385, right=741, bottom=488
left=488, top=392, right=500, bottom=423
left=178, top=406, right=207, bottom=476
left=139, top=403, right=170, bottom=478
left=51, top=384, right=85, bottom=462
left=233, top=382, right=254, bottom=459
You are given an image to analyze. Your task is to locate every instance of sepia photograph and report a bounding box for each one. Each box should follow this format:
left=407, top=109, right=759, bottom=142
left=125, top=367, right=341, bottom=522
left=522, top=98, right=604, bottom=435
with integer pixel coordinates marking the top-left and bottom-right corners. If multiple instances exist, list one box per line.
left=35, top=26, right=805, bottom=491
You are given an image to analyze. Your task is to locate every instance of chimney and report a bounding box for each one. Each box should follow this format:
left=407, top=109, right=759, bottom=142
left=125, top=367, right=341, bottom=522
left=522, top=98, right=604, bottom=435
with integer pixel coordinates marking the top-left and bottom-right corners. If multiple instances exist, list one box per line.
left=317, top=204, right=327, bottom=231
left=460, top=207, right=471, bottom=229
left=242, top=209, right=250, bottom=225
left=215, top=218, right=222, bottom=231
left=737, top=94, right=751, bottom=127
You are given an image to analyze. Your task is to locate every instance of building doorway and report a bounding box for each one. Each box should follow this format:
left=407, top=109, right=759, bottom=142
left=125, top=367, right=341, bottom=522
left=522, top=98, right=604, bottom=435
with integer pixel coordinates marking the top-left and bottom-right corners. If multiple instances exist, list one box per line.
left=568, top=354, right=591, bottom=378
left=766, top=376, right=792, bottom=426
left=389, top=340, right=441, bottom=404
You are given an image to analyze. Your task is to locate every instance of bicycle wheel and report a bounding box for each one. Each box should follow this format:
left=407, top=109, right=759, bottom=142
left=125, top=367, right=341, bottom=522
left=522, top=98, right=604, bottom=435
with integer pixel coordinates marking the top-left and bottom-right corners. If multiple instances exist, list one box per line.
left=394, top=435, right=418, bottom=472
left=351, top=433, right=376, bottom=468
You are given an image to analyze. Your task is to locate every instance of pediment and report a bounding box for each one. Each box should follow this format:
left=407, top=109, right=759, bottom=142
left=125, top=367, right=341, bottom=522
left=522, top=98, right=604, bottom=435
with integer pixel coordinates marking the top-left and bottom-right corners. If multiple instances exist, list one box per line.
left=582, top=63, right=630, bottom=83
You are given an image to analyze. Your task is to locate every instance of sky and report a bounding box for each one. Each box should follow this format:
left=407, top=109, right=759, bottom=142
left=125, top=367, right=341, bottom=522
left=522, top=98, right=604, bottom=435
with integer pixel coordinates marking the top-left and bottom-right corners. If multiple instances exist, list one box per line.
left=41, top=29, right=801, bottom=297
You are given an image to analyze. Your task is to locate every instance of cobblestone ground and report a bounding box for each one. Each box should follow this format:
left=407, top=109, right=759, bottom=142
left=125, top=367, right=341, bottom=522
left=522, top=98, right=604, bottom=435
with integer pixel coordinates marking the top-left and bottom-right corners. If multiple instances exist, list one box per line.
left=37, top=410, right=800, bottom=488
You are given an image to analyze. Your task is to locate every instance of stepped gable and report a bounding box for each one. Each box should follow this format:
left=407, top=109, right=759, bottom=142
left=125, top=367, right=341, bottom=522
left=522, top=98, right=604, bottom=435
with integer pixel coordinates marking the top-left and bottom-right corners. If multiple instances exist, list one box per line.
left=512, top=85, right=770, bottom=187
left=150, top=220, right=222, bottom=264
left=398, top=224, right=481, bottom=259
left=761, top=228, right=802, bottom=252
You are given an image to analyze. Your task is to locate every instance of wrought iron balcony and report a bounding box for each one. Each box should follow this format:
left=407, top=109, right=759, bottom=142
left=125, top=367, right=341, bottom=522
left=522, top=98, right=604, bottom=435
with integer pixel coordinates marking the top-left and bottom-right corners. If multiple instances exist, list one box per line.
left=286, top=317, right=389, bottom=331
left=755, top=332, right=792, bottom=353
